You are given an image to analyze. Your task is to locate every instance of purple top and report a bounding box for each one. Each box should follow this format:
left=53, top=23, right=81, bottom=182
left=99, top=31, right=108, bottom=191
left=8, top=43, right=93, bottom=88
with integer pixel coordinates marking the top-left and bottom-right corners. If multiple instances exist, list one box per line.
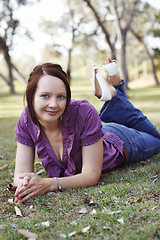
left=15, top=100, right=125, bottom=177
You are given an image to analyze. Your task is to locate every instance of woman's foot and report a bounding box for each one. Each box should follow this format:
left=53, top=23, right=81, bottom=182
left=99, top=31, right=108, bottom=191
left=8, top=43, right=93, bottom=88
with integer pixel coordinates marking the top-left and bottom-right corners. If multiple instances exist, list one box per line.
left=86, top=61, right=116, bottom=101
left=101, top=58, right=121, bottom=86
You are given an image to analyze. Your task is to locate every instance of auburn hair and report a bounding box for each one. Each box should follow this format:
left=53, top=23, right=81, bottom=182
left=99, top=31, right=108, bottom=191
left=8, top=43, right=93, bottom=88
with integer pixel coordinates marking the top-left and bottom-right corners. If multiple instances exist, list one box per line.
left=24, top=63, right=71, bottom=125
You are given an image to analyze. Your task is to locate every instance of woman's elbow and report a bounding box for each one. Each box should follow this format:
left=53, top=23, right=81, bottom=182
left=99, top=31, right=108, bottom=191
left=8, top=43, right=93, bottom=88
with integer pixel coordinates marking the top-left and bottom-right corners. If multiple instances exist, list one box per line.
left=86, top=170, right=101, bottom=187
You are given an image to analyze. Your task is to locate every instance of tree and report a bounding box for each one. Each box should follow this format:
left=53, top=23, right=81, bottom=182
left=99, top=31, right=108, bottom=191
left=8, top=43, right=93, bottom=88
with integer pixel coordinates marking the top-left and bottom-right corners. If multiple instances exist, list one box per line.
left=83, top=0, right=117, bottom=59
left=109, top=0, right=140, bottom=88
left=130, top=2, right=160, bottom=85
left=82, top=0, right=140, bottom=88
left=0, top=0, right=34, bottom=93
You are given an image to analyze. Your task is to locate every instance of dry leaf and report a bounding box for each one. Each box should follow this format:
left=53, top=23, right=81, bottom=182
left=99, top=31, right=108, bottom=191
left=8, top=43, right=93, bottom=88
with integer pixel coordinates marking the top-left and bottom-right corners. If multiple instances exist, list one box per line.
left=8, top=198, right=14, bottom=204
left=102, top=207, right=121, bottom=215
left=34, top=162, right=42, bottom=166
left=90, top=209, right=97, bottom=215
left=103, top=226, right=111, bottom=230
left=111, top=196, right=118, bottom=202
left=136, top=197, right=143, bottom=202
left=78, top=207, right=87, bottom=214
left=35, top=168, right=45, bottom=175
left=15, top=206, right=23, bottom=217
left=68, top=231, right=76, bottom=237
left=70, top=221, right=77, bottom=226
left=83, top=197, right=90, bottom=204
left=7, top=183, right=17, bottom=191
left=59, top=233, right=67, bottom=238
left=89, top=200, right=96, bottom=205
left=82, top=225, right=90, bottom=233
left=72, top=202, right=78, bottom=206
left=117, top=218, right=124, bottom=225
left=0, top=164, right=10, bottom=171
left=41, top=221, right=50, bottom=227
left=139, top=161, right=148, bottom=164
left=18, top=229, right=38, bottom=239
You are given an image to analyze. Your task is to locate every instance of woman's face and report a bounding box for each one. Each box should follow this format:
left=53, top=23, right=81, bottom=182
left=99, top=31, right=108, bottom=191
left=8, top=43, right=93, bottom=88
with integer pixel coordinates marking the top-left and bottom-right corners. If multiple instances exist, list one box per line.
left=33, top=75, right=67, bottom=127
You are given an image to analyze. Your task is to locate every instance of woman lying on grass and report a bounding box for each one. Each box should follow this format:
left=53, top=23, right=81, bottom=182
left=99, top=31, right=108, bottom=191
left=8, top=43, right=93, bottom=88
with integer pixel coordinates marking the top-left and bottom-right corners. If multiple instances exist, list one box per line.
left=14, top=58, right=160, bottom=204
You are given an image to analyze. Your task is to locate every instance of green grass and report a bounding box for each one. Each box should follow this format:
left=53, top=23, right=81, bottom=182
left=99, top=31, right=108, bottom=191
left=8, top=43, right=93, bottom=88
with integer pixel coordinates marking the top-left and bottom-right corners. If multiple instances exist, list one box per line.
left=0, top=79, right=160, bottom=240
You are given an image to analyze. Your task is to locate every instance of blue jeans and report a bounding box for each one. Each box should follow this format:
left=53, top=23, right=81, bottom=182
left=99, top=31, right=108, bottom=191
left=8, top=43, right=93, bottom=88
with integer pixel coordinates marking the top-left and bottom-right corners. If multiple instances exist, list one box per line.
left=100, top=80, right=160, bottom=163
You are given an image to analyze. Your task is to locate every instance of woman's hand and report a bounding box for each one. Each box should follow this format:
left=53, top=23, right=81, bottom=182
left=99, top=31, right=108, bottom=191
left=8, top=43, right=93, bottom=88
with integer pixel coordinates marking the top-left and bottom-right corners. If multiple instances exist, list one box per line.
left=14, top=173, right=50, bottom=204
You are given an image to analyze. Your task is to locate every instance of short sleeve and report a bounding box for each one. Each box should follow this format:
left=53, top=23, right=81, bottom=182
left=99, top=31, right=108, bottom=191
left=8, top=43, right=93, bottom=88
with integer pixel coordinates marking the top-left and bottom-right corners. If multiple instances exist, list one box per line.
left=15, top=109, right=34, bottom=147
left=80, top=103, right=103, bottom=146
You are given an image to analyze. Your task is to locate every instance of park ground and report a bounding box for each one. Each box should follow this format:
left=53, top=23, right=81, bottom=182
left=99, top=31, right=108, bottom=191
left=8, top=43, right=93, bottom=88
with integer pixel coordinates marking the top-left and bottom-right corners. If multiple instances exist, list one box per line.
left=0, top=74, right=160, bottom=240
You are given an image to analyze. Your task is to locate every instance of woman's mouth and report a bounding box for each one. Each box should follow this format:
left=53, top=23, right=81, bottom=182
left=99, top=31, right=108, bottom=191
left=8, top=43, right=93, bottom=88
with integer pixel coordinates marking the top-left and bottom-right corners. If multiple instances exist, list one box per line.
left=46, top=110, right=58, bottom=116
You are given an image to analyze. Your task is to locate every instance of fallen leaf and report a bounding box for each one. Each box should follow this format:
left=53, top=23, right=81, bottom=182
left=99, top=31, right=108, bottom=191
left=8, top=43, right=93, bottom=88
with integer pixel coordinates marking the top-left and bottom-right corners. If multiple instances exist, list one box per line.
left=59, top=233, right=67, bottom=238
left=102, top=207, right=121, bottom=215
left=90, top=209, right=97, bottom=215
left=72, top=202, right=78, bottom=206
left=68, top=231, right=76, bottom=237
left=78, top=207, right=87, bottom=214
left=8, top=198, right=14, bottom=204
left=139, top=161, right=148, bottom=164
left=70, top=221, right=77, bottom=226
left=117, top=218, right=124, bottom=225
left=18, top=229, right=38, bottom=239
left=7, top=183, right=17, bottom=191
left=41, top=221, right=50, bottom=227
left=151, top=178, right=157, bottom=183
left=15, top=206, right=23, bottom=217
left=34, top=162, right=42, bottom=166
left=0, top=164, right=10, bottom=171
left=130, top=196, right=143, bottom=204
left=89, top=200, right=96, bottom=206
left=83, top=197, right=90, bottom=204
left=151, top=206, right=157, bottom=211
left=111, top=196, right=118, bottom=202
left=82, top=225, right=90, bottom=233
left=35, top=168, right=45, bottom=175
left=136, top=197, right=143, bottom=202
left=103, top=226, right=111, bottom=230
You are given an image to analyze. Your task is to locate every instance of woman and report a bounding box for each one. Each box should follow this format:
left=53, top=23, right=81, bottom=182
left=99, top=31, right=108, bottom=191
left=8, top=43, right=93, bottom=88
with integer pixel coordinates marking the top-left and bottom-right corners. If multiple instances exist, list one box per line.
left=14, top=59, right=160, bottom=204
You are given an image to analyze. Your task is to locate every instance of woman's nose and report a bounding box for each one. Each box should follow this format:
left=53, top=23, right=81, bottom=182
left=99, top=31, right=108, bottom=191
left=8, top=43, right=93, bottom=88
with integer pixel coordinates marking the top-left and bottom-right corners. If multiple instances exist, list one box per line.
left=48, top=98, right=57, bottom=108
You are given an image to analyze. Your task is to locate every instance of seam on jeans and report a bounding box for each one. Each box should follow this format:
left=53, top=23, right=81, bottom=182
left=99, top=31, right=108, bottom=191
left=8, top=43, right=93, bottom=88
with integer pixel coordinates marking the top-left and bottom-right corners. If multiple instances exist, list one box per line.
left=99, top=101, right=111, bottom=119
left=102, top=124, right=140, bottom=144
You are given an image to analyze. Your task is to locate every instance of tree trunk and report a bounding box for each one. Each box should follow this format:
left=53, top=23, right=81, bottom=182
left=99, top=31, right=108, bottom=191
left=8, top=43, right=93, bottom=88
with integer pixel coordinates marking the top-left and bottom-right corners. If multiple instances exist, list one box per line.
left=121, top=33, right=129, bottom=89
left=0, top=37, right=15, bottom=94
left=67, top=48, right=72, bottom=84
left=83, top=0, right=117, bottom=59
left=130, top=28, right=159, bottom=85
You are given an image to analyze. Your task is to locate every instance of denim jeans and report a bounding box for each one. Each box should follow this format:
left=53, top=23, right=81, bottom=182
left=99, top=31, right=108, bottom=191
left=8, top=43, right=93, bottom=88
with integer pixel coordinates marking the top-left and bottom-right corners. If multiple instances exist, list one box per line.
left=100, top=80, right=160, bottom=163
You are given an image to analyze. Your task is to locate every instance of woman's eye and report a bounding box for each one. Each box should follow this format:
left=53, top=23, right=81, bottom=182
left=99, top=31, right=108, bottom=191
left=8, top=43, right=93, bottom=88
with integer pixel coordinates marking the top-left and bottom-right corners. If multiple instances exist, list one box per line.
left=41, top=94, right=49, bottom=99
left=58, top=95, right=66, bottom=99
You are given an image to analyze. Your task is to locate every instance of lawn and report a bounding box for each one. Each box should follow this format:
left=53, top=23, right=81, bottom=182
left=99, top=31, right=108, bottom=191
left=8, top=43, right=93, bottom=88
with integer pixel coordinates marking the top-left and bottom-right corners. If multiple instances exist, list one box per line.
left=0, top=78, right=160, bottom=240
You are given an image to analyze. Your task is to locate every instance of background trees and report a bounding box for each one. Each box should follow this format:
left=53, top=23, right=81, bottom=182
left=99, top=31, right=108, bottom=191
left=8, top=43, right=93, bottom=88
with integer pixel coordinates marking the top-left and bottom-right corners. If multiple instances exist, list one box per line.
left=0, top=0, right=32, bottom=93
left=0, top=0, right=159, bottom=93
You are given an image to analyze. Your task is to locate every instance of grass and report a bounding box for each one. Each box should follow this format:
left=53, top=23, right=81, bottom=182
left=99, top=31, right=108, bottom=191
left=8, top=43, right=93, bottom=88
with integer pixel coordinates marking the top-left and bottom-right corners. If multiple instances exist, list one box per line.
left=0, top=78, right=160, bottom=240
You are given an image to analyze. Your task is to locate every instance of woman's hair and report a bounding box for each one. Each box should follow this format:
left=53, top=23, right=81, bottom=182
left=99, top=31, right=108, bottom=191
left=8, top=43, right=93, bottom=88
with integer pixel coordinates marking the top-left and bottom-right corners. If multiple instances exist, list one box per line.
left=25, top=63, right=71, bottom=125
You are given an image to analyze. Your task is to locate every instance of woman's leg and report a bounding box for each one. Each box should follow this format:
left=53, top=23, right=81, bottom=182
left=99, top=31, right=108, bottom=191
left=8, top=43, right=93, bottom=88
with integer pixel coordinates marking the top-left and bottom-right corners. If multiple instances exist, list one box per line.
left=99, top=81, right=160, bottom=140
left=102, top=122, right=160, bottom=163
left=87, top=58, right=160, bottom=140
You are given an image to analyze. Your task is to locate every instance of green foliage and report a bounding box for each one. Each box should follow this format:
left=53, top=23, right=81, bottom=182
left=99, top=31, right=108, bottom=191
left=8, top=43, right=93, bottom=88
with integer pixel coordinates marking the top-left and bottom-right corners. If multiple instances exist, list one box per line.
left=0, top=82, right=160, bottom=239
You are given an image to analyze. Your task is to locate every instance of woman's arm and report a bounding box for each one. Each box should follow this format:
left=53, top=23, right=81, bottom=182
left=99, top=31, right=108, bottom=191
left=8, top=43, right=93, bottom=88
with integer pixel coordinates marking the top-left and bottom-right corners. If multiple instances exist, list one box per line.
left=54, top=137, right=103, bottom=190
left=14, top=138, right=103, bottom=203
left=14, top=142, right=35, bottom=186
